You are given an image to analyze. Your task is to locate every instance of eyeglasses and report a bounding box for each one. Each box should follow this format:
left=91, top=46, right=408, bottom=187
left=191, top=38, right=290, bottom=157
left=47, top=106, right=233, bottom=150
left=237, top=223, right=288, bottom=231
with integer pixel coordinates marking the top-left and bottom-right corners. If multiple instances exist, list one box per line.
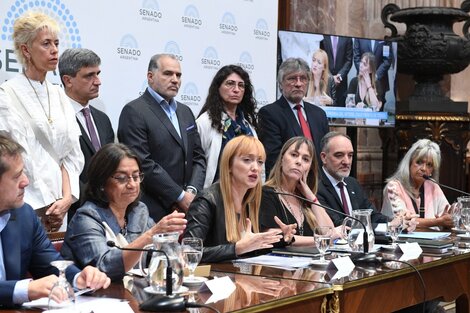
left=284, top=75, right=309, bottom=85
left=224, top=80, right=246, bottom=90
left=111, top=172, right=144, bottom=185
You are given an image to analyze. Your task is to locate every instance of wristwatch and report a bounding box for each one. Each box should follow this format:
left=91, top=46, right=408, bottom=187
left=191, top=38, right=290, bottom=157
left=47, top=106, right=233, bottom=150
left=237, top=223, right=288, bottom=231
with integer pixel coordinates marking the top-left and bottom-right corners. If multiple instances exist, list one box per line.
left=186, top=186, right=197, bottom=195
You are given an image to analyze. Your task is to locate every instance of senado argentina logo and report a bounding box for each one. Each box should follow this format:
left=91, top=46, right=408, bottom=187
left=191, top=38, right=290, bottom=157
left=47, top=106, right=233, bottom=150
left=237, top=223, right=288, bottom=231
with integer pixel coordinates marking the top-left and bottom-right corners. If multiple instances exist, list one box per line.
left=182, top=5, right=202, bottom=29
left=237, top=51, right=254, bottom=73
left=255, top=88, right=269, bottom=106
left=1, top=0, right=81, bottom=46
left=117, top=34, right=141, bottom=61
left=139, top=0, right=162, bottom=23
left=179, top=82, right=201, bottom=106
left=219, top=12, right=237, bottom=35
left=164, top=41, right=183, bottom=62
left=201, top=47, right=220, bottom=70
left=254, top=18, right=270, bottom=40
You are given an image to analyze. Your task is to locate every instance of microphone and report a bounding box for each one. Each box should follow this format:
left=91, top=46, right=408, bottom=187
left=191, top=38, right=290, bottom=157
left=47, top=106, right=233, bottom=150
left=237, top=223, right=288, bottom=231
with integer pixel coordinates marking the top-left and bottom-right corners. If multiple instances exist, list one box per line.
left=422, top=174, right=470, bottom=196
left=106, top=241, right=185, bottom=312
left=265, top=189, right=371, bottom=255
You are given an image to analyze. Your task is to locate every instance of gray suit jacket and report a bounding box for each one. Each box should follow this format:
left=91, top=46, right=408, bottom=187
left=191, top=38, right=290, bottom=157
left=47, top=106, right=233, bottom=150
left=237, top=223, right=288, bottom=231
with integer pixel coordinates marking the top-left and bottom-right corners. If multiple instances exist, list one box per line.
left=118, top=89, right=206, bottom=222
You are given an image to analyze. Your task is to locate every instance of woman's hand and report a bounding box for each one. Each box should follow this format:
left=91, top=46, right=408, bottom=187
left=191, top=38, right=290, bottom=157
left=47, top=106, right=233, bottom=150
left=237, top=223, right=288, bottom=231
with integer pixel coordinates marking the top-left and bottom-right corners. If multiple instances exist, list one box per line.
left=274, top=216, right=296, bottom=243
left=153, top=210, right=187, bottom=235
left=297, top=174, right=316, bottom=203
left=435, top=205, right=454, bottom=229
left=46, top=196, right=73, bottom=230
left=235, top=219, right=281, bottom=256
left=319, top=95, right=333, bottom=106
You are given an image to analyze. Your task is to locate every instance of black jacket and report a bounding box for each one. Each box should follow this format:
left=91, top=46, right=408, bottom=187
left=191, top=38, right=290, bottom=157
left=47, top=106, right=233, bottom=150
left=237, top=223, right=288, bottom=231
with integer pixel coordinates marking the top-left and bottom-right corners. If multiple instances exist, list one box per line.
left=184, top=183, right=237, bottom=263
left=317, top=168, right=389, bottom=227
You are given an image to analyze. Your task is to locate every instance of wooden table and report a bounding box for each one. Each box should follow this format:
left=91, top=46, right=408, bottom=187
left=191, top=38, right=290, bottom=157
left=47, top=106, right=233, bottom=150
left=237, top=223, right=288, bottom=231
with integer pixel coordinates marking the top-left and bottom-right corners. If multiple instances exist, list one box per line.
left=211, top=249, right=470, bottom=313
left=5, top=271, right=332, bottom=313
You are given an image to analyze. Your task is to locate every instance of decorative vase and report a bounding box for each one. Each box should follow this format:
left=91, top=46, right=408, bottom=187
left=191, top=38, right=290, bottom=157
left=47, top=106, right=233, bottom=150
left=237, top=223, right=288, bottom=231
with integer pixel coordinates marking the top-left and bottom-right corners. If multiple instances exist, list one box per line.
left=381, top=2, right=470, bottom=112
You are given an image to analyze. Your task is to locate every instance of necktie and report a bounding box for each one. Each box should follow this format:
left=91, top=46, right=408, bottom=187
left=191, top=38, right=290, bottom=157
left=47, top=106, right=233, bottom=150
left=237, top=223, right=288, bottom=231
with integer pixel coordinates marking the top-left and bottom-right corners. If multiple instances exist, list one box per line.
left=332, top=36, right=338, bottom=67
left=82, top=107, right=101, bottom=151
left=337, top=181, right=350, bottom=215
left=294, top=104, right=312, bottom=141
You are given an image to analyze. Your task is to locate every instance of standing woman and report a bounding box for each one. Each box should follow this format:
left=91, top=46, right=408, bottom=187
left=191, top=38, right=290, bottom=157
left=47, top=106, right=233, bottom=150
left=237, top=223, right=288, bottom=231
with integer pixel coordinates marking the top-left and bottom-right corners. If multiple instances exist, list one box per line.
left=184, top=136, right=295, bottom=263
left=305, top=49, right=336, bottom=106
left=347, top=52, right=382, bottom=111
left=197, top=65, right=258, bottom=189
left=0, top=12, right=83, bottom=231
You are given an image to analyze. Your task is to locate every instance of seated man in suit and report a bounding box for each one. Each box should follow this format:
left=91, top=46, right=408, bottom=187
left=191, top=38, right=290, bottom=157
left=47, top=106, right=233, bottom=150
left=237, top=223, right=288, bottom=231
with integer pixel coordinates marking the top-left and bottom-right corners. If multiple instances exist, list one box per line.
left=59, top=48, right=115, bottom=221
left=317, top=131, right=416, bottom=231
left=118, top=54, right=206, bottom=222
left=258, top=58, right=329, bottom=176
left=0, top=133, right=110, bottom=307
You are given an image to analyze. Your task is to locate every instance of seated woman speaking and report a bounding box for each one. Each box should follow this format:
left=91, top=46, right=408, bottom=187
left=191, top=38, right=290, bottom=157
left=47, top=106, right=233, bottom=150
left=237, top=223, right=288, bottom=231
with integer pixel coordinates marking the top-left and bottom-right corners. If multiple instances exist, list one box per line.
left=260, top=136, right=340, bottom=245
left=61, top=143, right=186, bottom=281
left=183, top=135, right=295, bottom=263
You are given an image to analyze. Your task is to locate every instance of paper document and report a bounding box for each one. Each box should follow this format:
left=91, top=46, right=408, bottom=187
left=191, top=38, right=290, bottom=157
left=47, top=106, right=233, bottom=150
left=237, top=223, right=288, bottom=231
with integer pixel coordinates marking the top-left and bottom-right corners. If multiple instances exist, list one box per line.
left=234, top=255, right=312, bottom=269
left=399, top=232, right=451, bottom=240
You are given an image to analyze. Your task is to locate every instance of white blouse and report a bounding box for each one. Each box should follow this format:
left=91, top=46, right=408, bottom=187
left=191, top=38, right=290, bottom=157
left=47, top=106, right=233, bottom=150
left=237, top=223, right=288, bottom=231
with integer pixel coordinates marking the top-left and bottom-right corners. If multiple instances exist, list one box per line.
left=0, top=74, right=84, bottom=210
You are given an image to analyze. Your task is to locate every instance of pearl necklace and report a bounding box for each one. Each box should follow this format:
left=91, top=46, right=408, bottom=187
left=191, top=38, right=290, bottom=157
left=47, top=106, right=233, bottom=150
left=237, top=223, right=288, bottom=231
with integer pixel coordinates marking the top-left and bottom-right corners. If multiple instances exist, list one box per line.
left=24, top=73, right=52, bottom=124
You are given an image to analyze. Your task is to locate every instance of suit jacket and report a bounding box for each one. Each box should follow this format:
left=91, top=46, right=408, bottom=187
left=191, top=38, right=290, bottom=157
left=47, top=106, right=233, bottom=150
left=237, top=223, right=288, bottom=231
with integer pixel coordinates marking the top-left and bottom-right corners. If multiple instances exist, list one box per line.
left=353, top=39, right=393, bottom=94
left=321, top=36, right=353, bottom=107
left=118, top=89, right=206, bottom=222
left=69, top=106, right=115, bottom=221
left=316, top=169, right=388, bottom=227
left=258, top=96, right=329, bottom=176
left=77, top=106, right=115, bottom=184
left=0, top=204, right=80, bottom=306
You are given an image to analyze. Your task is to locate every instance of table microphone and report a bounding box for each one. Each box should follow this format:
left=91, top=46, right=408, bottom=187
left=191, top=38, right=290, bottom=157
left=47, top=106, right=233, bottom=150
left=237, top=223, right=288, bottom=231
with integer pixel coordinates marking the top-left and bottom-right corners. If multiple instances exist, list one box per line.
left=422, top=174, right=470, bottom=196
left=265, top=189, right=374, bottom=260
left=107, top=241, right=186, bottom=312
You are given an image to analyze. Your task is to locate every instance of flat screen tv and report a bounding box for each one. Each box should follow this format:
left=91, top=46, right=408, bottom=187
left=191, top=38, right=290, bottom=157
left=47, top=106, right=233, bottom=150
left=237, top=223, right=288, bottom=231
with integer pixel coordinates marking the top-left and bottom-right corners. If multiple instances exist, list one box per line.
left=277, top=30, right=398, bottom=127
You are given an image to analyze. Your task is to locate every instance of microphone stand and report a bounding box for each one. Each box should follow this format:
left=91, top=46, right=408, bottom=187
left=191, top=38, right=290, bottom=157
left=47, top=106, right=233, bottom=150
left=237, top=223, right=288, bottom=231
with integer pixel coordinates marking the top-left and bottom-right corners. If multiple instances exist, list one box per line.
left=267, top=189, right=371, bottom=254
left=107, top=241, right=186, bottom=311
left=423, top=175, right=470, bottom=196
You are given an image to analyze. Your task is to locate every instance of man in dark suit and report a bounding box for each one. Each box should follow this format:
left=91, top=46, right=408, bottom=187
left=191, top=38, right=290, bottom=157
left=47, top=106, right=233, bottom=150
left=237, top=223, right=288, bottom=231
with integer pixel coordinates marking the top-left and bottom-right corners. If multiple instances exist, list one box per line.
left=353, top=38, right=393, bottom=103
left=317, top=131, right=391, bottom=227
left=118, top=54, right=206, bottom=222
left=59, top=48, right=115, bottom=221
left=320, top=35, right=353, bottom=107
left=258, top=57, right=329, bottom=176
left=0, top=134, right=110, bottom=307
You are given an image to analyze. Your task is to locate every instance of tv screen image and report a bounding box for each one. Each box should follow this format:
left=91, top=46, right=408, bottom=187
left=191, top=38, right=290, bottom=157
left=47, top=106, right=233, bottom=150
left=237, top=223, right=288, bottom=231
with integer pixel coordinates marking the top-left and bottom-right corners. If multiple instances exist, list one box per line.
left=277, top=30, right=398, bottom=127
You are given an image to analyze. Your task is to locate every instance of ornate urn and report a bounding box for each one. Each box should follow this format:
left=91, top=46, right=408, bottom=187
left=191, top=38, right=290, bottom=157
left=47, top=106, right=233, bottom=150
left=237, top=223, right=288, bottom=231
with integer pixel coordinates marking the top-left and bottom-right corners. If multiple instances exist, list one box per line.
left=381, top=2, right=470, bottom=112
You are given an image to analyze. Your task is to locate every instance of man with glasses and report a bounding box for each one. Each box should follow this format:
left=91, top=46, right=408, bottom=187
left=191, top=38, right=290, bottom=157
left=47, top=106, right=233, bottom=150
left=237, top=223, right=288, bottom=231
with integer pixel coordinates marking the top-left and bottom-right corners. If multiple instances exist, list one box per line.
left=118, top=54, right=206, bottom=222
left=258, top=58, right=329, bottom=176
left=59, top=48, right=115, bottom=221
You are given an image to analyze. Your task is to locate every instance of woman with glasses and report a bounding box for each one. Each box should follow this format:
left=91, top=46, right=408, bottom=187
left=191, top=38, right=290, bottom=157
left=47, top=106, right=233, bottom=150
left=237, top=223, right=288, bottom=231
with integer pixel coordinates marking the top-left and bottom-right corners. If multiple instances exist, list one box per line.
left=61, top=143, right=187, bottom=281
left=197, top=65, right=259, bottom=189
left=382, top=139, right=453, bottom=229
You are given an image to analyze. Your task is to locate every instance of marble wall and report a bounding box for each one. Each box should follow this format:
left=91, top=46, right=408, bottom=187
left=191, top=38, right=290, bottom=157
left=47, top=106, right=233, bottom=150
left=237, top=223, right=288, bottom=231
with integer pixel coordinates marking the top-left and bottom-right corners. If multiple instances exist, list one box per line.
left=282, top=0, right=468, bottom=209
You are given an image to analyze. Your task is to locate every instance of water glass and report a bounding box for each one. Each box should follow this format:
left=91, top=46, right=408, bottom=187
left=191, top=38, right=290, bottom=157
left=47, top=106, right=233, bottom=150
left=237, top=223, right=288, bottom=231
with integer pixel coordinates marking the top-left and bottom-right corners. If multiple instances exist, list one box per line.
left=314, top=226, right=332, bottom=262
left=48, top=260, right=76, bottom=310
left=181, top=237, right=203, bottom=280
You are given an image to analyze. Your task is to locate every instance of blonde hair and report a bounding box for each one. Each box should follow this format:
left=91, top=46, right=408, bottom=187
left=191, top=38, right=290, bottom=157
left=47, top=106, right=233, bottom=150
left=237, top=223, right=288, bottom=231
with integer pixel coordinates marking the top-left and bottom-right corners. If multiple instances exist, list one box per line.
left=265, top=136, right=319, bottom=231
left=219, top=135, right=266, bottom=242
left=306, top=49, right=329, bottom=98
left=13, top=11, right=59, bottom=66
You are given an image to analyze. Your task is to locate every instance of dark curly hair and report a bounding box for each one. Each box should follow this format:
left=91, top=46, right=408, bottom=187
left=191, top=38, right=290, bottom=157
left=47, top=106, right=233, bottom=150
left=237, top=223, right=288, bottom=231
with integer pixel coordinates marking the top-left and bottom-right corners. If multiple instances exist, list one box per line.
left=84, top=143, right=142, bottom=211
left=198, top=65, right=258, bottom=132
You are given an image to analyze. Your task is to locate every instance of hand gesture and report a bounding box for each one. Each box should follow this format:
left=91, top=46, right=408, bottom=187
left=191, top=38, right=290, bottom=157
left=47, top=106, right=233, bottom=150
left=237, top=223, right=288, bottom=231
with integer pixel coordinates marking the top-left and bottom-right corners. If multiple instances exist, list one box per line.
left=154, top=210, right=187, bottom=234
left=436, top=205, right=455, bottom=228
left=235, top=218, right=281, bottom=256
left=274, top=216, right=296, bottom=243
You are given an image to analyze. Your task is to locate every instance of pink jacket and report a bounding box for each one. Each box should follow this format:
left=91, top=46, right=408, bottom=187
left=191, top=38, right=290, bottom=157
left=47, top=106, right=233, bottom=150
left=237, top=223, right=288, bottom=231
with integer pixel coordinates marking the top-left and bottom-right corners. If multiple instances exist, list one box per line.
left=382, top=179, right=448, bottom=218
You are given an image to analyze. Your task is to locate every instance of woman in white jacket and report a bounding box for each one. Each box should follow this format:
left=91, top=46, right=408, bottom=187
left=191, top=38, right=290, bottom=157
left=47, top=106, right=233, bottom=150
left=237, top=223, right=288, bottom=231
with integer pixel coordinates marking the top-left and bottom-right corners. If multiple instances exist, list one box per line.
left=197, top=65, right=259, bottom=188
